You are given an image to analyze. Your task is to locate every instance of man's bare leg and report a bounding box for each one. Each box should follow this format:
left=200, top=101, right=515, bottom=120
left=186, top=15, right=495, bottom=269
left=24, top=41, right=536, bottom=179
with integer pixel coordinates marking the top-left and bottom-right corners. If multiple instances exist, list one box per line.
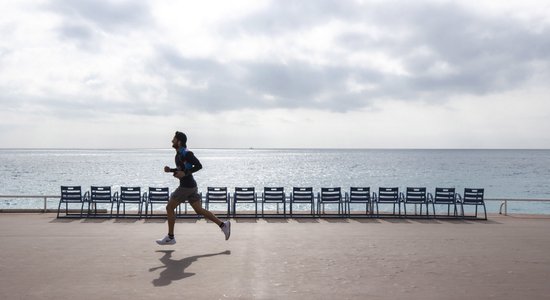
left=166, top=198, right=179, bottom=236
left=190, top=201, right=231, bottom=240
left=155, top=198, right=180, bottom=245
left=190, top=200, right=222, bottom=226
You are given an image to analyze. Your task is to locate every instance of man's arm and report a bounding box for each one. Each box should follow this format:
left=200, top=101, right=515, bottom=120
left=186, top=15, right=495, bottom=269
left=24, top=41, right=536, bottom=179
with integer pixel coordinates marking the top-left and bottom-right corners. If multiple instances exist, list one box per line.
left=172, top=152, right=202, bottom=179
left=185, top=151, right=202, bottom=174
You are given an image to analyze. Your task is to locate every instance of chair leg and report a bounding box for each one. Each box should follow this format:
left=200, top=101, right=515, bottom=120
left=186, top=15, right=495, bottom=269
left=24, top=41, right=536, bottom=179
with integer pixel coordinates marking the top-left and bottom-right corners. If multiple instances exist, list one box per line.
left=399, top=202, right=401, bottom=216
left=426, top=203, right=429, bottom=217
left=290, top=202, right=293, bottom=217
left=454, top=203, right=458, bottom=217
left=57, top=201, right=62, bottom=218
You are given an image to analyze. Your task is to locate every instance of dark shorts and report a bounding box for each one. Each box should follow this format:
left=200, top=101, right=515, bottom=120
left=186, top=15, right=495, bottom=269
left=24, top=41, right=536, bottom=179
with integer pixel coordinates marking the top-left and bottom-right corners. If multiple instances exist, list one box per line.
left=170, top=186, right=201, bottom=204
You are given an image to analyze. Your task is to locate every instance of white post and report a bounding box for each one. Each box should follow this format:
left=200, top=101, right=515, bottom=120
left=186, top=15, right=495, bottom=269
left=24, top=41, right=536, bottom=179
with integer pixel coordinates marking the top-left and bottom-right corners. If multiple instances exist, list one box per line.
left=505, top=200, right=508, bottom=216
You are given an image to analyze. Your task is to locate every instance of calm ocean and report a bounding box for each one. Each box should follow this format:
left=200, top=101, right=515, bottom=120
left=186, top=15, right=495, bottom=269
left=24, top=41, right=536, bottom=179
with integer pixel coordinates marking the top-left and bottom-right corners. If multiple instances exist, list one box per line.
left=1, top=148, right=549, bottom=214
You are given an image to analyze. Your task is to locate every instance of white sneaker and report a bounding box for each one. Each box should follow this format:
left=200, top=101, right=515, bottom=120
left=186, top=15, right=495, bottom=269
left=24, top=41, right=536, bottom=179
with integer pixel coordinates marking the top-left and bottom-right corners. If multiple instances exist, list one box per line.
left=221, top=221, right=231, bottom=240
left=156, top=235, right=176, bottom=245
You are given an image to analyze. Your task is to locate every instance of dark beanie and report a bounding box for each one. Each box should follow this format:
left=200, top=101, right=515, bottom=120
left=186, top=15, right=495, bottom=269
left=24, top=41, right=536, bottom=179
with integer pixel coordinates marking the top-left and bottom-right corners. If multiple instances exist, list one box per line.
left=175, top=131, right=187, bottom=145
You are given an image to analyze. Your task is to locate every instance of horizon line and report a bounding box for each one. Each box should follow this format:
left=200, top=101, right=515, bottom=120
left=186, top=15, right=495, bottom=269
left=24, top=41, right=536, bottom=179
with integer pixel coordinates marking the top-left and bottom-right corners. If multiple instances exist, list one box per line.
left=1, top=147, right=549, bottom=151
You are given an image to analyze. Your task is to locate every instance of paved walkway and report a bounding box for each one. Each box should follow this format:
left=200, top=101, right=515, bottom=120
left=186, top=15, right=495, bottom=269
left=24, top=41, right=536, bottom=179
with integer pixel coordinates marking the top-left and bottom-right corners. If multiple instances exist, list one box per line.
left=1, top=214, right=550, bottom=299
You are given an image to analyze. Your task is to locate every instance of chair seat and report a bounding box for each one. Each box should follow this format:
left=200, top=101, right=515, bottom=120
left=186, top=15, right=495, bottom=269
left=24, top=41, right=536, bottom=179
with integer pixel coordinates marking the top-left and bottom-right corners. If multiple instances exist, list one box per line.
left=404, top=200, right=427, bottom=204
left=463, top=200, right=484, bottom=204
left=349, top=199, right=371, bottom=203
left=432, top=200, right=455, bottom=204
left=120, top=199, right=141, bottom=203
left=61, top=199, right=85, bottom=203
left=377, top=199, right=399, bottom=203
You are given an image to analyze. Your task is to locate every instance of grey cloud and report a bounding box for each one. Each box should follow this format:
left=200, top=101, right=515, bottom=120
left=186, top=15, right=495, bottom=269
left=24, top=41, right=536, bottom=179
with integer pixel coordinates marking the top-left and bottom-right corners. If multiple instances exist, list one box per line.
left=55, top=21, right=97, bottom=48
left=410, top=15, right=549, bottom=96
left=346, top=2, right=550, bottom=97
left=48, top=0, right=153, bottom=45
left=123, top=46, right=360, bottom=114
left=58, top=22, right=94, bottom=40
left=225, top=0, right=550, bottom=102
left=151, top=45, right=383, bottom=113
left=11, top=0, right=549, bottom=117
left=49, top=0, right=152, bottom=31
left=227, top=0, right=360, bottom=34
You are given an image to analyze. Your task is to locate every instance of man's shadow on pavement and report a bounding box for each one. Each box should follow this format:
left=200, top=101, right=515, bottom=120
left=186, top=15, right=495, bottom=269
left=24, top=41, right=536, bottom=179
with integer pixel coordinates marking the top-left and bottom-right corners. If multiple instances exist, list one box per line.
left=149, top=250, right=231, bottom=286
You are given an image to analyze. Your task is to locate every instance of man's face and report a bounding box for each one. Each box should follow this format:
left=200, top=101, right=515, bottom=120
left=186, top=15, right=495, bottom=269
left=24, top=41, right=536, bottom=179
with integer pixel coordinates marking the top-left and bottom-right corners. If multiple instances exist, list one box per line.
left=172, top=136, right=179, bottom=149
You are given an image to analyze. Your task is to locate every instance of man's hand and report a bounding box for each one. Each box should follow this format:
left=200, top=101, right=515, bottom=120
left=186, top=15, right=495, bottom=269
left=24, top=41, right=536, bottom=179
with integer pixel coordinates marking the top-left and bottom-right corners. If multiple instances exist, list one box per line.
left=173, top=171, right=186, bottom=179
left=164, top=166, right=171, bottom=173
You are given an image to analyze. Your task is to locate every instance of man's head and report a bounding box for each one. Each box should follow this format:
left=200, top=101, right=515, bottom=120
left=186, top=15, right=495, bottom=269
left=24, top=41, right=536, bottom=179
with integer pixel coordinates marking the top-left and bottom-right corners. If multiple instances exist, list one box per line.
left=172, top=131, right=187, bottom=149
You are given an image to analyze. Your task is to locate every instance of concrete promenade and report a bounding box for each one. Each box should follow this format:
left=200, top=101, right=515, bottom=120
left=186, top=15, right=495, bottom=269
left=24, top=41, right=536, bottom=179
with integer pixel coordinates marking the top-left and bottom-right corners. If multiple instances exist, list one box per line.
left=1, top=213, right=550, bottom=300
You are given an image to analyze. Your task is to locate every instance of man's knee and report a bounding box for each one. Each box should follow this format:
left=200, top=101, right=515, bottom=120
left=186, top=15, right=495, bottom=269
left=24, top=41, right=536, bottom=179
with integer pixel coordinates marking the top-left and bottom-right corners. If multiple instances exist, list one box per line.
left=166, top=199, right=178, bottom=212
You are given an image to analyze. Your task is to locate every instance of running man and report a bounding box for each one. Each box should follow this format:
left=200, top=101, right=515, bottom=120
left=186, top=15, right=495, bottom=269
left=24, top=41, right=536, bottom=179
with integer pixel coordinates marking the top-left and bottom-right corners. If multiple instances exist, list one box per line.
left=156, top=131, right=230, bottom=245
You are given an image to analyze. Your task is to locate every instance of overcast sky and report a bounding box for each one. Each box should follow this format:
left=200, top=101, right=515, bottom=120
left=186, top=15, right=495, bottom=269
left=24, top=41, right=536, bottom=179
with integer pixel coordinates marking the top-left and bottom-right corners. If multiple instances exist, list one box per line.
left=1, top=0, right=549, bottom=148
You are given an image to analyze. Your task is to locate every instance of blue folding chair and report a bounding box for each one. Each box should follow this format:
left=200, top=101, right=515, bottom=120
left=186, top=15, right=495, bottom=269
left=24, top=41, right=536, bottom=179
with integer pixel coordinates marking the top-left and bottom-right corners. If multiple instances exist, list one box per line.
left=144, top=187, right=169, bottom=218
left=402, top=187, right=429, bottom=217
left=88, top=186, right=116, bottom=218
left=290, top=187, right=315, bottom=217
left=57, top=186, right=87, bottom=218
left=429, top=188, right=459, bottom=218
left=232, top=187, right=257, bottom=218
left=205, top=187, right=230, bottom=218
left=318, top=187, right=344, bottom=217
left=346, top=187, right=373, bottom=217
left=117, top=187, right=143, bottom=218
left=458, top=188, right=487, bottom=220
left=261, top=187, right=286, bottom=217
left=374, top=187, right=401, bottom=217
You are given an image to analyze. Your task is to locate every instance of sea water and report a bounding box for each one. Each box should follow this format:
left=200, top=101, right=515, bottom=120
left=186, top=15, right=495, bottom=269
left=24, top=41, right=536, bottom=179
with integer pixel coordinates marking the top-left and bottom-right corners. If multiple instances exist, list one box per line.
left=1, top=148, right=549, bottom=214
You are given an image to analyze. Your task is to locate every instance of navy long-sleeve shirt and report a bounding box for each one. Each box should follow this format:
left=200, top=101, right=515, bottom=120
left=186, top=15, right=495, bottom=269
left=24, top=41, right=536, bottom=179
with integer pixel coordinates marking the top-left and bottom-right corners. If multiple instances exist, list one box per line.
left=175, top=148, right=202, bottom=188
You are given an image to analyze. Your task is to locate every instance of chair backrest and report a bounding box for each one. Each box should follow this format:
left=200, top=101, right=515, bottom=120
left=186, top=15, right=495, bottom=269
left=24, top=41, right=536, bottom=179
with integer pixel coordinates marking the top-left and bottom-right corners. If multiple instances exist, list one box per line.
left=120, top=187, right=141, bottom=202
left=61, top=186, right=82, bottom=201
left=206, top=187, right=229, bottom=202
left=349, top=187, right=370, bottom=202
left=148, top=187, right=169, bottom=202
left=463, top=188, right=484, bottom=204
left=378, top=187, right=399, bottom=202
left=405, top=187, right=426, bottom=202
left=234, top=187, right=256, bottom=202
left=263, top=187, right=285, bottom=202
left=91, top=186, right=112, bottom=202
left=320, top=187, right=342, bottom=202
left=434, top=188, right=456, bottom=204
left=292, top=187, right=314, bottom=202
